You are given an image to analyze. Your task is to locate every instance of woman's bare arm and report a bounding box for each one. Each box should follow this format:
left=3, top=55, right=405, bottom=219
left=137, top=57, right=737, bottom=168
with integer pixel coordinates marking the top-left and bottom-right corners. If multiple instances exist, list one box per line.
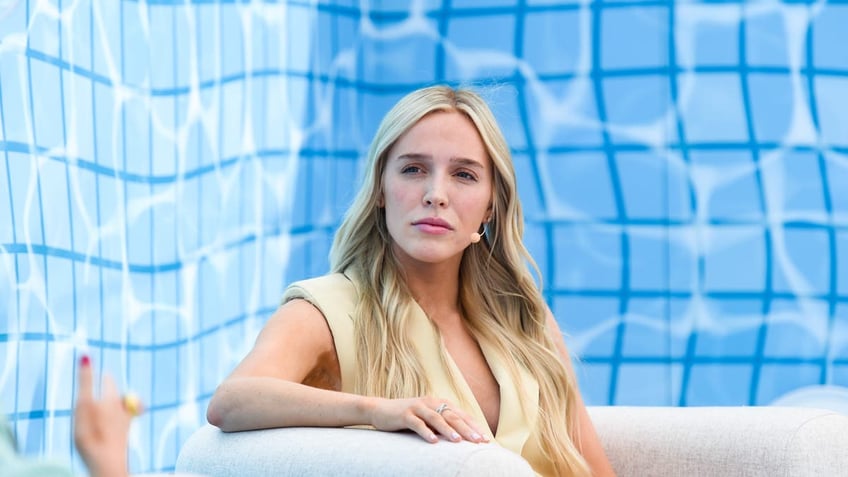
left=206, top=299, right=358, bottom=431
left=206, top=299, right=487, bottom=443
left=545, top=309, right=617, bottom=477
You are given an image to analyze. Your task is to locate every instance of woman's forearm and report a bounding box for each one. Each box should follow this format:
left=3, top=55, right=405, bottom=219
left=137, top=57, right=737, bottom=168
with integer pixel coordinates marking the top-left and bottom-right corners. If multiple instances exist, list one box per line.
left=206, top=376, right=376, bottom=432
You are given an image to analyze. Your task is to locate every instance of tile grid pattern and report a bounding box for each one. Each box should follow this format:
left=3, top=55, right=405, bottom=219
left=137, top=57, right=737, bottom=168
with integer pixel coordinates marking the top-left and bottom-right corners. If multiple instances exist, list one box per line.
left=1, top=0, right=847, bottom=473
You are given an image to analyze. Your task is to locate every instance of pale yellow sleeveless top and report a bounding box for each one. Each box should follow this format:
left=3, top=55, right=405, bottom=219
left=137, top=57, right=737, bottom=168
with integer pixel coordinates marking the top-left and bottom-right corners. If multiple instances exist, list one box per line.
left=282, top=272, right=554, bottom=476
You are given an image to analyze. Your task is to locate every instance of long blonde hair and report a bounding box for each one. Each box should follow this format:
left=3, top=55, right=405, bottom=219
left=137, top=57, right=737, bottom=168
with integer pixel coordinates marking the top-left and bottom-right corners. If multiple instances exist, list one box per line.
left=330, top=85, right=590, bottom=476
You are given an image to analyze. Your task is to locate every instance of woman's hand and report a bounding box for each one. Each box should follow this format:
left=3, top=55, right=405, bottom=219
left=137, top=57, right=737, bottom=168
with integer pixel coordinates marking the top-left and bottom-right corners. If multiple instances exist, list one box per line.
left=367, top=397, right=489, bottom=444
left=73, top=355, right=143, bottom=477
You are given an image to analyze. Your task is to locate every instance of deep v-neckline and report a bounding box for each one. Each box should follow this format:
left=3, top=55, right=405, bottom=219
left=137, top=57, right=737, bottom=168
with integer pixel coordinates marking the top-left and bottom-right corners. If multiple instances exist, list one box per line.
left=439, top=333, right=503, bottom=435
left=407, top=299, right=539, bottom=450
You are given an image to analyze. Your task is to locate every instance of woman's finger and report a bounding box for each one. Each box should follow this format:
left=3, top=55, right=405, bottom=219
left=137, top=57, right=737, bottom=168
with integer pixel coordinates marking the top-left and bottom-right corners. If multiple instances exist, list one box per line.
left=423, top=401, right=488, bottom=443
left=448, top=408, right=489, bottom=442
left=76, top=355, right=93, bottom=401
left=439, top=408, right=486, bottom=443
left=101, top=374, right=119, bottom=400
left=420, top=405, right=462, bottom=442
left=404, top=413, right=439, bottom=443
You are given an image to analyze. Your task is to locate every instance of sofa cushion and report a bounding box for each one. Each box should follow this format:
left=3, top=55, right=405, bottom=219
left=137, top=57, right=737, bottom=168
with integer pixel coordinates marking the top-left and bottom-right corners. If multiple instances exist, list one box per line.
left=175, top=425, right=535, bottom=477
left=589, top=406, right=848, bottom=477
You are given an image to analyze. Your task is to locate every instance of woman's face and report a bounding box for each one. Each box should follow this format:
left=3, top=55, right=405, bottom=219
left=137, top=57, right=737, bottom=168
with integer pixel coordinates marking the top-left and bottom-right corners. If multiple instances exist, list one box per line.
left=381, top=111, right=493, bottom=268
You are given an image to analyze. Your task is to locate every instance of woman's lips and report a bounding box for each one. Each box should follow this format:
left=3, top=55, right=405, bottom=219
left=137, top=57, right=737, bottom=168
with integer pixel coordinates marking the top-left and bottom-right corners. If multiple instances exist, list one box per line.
left=413, top=218, right=453, bottom=234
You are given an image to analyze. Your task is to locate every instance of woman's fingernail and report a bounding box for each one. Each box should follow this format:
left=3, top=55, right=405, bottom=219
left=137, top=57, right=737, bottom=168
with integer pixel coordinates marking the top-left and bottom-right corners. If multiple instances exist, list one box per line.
left=450, top=432, right=460, bottom=441
left=471, top=432, right=482, bottom=441
left=429, top=434, right=438, bottom=442
left=80, top=355, right=90, bottom=367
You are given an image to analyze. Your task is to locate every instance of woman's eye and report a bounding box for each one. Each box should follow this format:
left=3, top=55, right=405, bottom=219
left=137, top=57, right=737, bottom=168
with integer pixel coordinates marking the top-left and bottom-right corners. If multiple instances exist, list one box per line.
left=456, top=171, right=477, bottom=181
left=401, top=165, right=421, bottom=174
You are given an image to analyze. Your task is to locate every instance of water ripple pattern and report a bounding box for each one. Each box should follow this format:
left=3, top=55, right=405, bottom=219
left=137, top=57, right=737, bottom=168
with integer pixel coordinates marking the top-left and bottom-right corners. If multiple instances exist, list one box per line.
left=1, top=0, right=847, bottom=473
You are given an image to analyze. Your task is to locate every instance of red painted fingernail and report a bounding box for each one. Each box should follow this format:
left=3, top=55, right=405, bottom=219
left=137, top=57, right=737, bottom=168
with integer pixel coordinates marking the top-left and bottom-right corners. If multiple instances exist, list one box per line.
left=80, top=355, right=90, bottom=367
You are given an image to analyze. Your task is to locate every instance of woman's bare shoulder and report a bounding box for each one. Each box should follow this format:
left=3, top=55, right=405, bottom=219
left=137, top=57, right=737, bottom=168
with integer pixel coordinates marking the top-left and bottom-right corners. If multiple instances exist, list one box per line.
left=227, top=298, right=338, bottom=384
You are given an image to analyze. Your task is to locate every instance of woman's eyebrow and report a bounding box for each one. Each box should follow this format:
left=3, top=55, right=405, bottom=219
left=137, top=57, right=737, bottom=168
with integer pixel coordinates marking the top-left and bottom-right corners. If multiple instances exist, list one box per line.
left=451, top=157, right=485, bottom=169
left=393, top=153, right=485, bottom=169
left=395, top=153, right=431, bottom=161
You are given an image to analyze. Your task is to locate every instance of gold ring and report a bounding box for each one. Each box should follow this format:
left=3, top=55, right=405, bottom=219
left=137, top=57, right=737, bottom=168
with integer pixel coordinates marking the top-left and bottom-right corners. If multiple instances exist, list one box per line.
left=122, top=392, right=142, bottom=417
left=435, top=403, right=449, bottom=415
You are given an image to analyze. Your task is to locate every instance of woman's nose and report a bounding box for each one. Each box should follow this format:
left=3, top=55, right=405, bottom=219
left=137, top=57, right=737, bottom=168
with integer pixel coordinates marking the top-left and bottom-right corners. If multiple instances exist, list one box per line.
left=422, top=179, right=448, bottom=207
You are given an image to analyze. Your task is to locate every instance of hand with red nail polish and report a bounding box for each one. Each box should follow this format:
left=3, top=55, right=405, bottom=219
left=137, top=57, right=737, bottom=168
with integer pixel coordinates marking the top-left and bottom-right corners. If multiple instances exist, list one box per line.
left=73, top=355, right=140, bottom=477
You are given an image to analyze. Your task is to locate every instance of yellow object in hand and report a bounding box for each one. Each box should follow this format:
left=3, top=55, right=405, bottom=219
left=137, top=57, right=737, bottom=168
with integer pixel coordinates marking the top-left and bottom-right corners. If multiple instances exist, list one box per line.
left=122, top=393, right=142, bottom=417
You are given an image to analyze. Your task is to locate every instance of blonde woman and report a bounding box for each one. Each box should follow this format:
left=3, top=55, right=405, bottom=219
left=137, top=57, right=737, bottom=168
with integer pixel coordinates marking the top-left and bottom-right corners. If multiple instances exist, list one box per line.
left=207, top=86, right=615, bottom=476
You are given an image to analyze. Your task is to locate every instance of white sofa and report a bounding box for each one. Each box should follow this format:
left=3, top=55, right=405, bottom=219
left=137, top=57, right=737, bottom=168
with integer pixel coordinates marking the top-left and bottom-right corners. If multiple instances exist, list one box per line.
left=175, top=406, right=848, bottom=476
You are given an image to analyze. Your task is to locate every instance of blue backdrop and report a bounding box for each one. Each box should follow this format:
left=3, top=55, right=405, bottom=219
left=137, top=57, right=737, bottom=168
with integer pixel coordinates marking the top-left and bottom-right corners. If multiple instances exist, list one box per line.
left=2, top=0, right=848, bottom=473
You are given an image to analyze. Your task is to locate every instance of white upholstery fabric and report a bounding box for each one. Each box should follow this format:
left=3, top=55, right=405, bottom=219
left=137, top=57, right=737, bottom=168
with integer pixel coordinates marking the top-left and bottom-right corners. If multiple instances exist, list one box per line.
left=176, top=407, right=848, bottom=476
left=589, top=406, right=848, bottom=477
left=175, top=425, right=535, bottom=477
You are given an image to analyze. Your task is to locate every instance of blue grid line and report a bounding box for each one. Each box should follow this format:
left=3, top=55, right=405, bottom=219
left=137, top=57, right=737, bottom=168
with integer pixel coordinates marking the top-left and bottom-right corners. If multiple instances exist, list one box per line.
left=804, top=9, right=839, bottom=387
left=0, top=243, right=179, bottom=273
left=1, top=329, right=265, bottom=351
left=88, top=0, right=108, bottom=457
left=90, top=3, right=115, bottom=418
left=590, top=0, right=631, bottom=405
left=527, top=218, right=848, bottom=230
left=118, top=0, right=139, bottom=463
left=0, top=142, right=358, bottom=183
left=533, top=143, right=848, bottom=153
left=194, top=0, right=208, bottom=355
left=126, top=0, right=848, bottom=10
left=301, top=71, right=317, bottom=307
left=353, top=1, right=366, bottom=127
left=671, top=17, right=698, bottom=405
left=435, top=0, right=451, bottom=82
left=222, top=17, right=247, bottom=467
left=171, top=8, right=184, bottom=462
left=536, top=67, right=848, bottom=82
left=511, top=0, right=555, bottom=299
left=584, top=357, right=844, bottom=365
left=24, top=0, right=51, bottom=452
left=59, top=0, right=80, bottom=459
left=24, top=44, right=848, bottom=99
left=9, top=409, right=74, bottom=421
left=22, top=47, right=394, bottom=95
left=738, top=11, right=778, bottom=406
left=30, top=45, right=848, bottom=98
left=547, top=290, right=848, bottom=301
left=1, top=225, right=336, bottom=269
left=125, top=0, right=678, bottom=14
left=663, top=0, right=680, bottom=405
left=148, top=1, right=159, bottom=464
left=584, top=66, right=848, bottom=78
left=9, top=390, right=214, bottom=422
left=0, top=25, right=23, bottom=451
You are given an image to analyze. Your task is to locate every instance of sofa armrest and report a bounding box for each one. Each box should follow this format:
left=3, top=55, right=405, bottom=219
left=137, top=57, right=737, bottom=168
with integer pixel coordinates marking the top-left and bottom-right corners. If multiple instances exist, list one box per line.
left=175, top=425, right=534, bottom=477
left=176, top=407, right=848, bottom=476
left=589, top=406, right=848, bottom=477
